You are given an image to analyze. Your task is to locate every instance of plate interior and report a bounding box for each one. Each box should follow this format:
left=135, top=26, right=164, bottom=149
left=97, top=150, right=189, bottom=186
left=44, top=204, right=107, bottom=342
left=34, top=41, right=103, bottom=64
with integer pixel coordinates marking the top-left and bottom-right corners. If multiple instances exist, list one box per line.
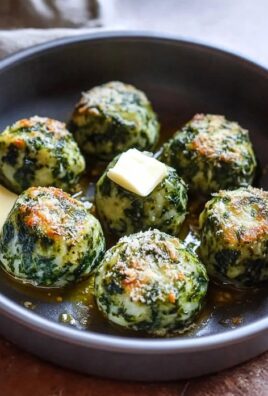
left=0, top=37, right=267, bottom=340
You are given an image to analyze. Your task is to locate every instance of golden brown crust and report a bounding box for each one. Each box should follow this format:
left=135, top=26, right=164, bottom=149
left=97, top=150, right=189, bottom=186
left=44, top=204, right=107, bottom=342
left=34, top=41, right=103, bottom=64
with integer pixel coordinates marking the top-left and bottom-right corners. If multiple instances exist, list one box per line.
left=190, top=133, right=243, bottom=162
left=19, top=187, right=85, bottom=242
left=216, top=188, right=268, bottom=245
left=16, top=117, right=69, bottom=138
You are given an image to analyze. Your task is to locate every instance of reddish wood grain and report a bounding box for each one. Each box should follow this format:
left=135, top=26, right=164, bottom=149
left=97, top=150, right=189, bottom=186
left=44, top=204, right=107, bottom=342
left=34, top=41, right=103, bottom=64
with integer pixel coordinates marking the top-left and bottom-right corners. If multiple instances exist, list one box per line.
left=0, top=337, right=267, bottom=396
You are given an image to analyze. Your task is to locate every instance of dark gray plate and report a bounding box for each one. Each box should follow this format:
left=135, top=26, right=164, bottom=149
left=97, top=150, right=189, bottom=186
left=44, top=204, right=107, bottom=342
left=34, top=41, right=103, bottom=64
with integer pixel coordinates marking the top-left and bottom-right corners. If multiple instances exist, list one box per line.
left=0, top=31, right=267, bottom=381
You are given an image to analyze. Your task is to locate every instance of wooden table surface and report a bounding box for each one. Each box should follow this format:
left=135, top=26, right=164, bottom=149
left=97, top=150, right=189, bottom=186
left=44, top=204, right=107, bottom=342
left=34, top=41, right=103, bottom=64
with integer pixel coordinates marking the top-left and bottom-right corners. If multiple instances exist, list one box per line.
left=0, top=337, right=267, bottom=396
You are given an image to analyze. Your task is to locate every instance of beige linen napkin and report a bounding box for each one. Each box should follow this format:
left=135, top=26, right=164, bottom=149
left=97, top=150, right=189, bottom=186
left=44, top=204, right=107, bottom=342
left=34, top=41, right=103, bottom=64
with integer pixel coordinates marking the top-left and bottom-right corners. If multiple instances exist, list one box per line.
left=0, top=0, right=101, bottom=59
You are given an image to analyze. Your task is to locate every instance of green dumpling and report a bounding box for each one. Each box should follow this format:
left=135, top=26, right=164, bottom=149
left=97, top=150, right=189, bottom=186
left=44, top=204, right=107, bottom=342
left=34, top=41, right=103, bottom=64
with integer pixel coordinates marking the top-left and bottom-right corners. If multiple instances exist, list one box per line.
left=160, top=114, right=257, bottom=194
left=0, top=186, right=105, bottom=287
left=69, top=81, right=160, bottom=160
left=0, top=116, right=85, bottom=193
left=95, top=229, right=208, bottom=335
left=199, top=186, right=268, bottom=287
left=95, top=152, right=188, bottom=237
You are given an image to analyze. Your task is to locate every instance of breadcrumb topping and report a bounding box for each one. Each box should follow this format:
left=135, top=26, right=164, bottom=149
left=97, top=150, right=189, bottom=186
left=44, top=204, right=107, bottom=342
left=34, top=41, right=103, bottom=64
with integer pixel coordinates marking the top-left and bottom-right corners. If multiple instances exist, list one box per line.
left=189, top=114, right=249, bottom=163
left=212, top=187, right=268, bottom=245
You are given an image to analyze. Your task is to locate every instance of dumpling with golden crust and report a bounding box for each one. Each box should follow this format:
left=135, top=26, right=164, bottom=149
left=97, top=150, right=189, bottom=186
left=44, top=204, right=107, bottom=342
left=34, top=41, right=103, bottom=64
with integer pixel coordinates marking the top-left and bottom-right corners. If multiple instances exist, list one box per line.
left=199, top=187, right=268, bottom=287
left=0, top=116, right=85, bottom=193
left=95, top=229, right=208, bottom=336
left=0, top=186, right=105, bottom=287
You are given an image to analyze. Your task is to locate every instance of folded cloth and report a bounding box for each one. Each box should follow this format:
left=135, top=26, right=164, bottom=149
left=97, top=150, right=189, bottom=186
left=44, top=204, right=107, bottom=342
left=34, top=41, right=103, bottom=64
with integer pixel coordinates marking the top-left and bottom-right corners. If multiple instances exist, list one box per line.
left=0, top=28, right=99, bottom=58
left=0, top=0, right=100, bottom=29
left=0, top=0, right=102, bottom=59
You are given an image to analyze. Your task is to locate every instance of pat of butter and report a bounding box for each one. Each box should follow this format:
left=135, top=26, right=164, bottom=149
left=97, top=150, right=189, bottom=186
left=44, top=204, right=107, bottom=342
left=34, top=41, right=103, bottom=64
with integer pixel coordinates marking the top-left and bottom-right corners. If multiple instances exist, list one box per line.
left=107, top=149, right=168, bottom=197
left=0, top=185, right=17, bottom=230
